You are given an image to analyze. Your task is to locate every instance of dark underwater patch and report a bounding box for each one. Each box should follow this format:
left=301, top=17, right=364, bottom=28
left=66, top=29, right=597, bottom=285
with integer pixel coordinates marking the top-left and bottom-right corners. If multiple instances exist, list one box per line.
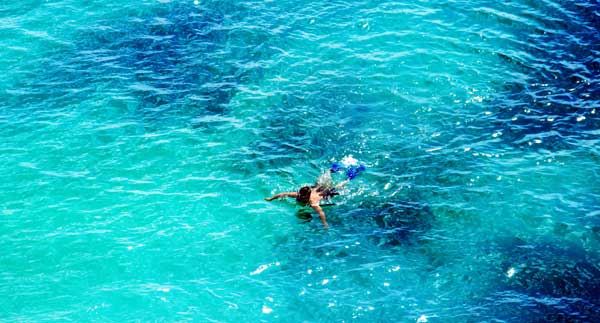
left=242, top=84, right=408, bottom=174
left=365, top=199, right=434, bottom=246
left=8, top=1, right=273, bottom=125
left=235, top=92, right=344, bottom=173
left=486, top=1, right=600, bottom=151
left=482, top=237, right=600, bottom=322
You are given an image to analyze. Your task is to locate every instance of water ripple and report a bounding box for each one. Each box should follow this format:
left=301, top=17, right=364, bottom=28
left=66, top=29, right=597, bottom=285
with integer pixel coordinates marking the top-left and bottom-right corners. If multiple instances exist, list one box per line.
left=1, top=0, right=599, bottom=322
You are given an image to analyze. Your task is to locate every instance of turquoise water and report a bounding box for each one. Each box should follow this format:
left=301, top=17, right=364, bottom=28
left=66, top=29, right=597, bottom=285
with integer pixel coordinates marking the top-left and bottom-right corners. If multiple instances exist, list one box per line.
left=1, top=0, right=599, bottom=321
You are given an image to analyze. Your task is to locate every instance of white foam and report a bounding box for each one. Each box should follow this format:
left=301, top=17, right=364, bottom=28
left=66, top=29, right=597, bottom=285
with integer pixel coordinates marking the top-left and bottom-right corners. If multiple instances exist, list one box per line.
left=250, top=264, right=269, bottom=276
left=250, top=262, right=280, bottom=276
left=506, top=267, right=516, bottom=278
left=340, top=155, right=359, bottom=167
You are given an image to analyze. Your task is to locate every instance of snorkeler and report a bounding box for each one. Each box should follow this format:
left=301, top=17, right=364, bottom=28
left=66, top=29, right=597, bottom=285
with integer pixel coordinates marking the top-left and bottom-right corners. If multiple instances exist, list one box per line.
left=264, top=176, right=348, bottom=228
left=264, top=161, right=365, bottom=228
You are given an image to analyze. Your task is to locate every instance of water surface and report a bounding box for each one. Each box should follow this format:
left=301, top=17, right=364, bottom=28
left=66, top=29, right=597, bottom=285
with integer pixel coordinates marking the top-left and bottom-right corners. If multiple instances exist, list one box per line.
left=1, top=0, right=599, bottom=321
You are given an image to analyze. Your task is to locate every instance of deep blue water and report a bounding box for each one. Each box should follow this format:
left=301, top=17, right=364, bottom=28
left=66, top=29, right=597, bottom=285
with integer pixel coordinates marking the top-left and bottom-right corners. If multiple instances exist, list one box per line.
left=1, top=0, right=599, bottom=322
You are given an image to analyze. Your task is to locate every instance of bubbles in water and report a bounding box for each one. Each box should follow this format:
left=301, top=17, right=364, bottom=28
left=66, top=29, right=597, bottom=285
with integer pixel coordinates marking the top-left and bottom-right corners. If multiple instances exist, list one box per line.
left=340, top=155, right=359, bottom=167
left=506, top=267, right=516, bottom=278
left=250, top=262, right=279, bottom=276
left=262, top=305, right=273, bottom=314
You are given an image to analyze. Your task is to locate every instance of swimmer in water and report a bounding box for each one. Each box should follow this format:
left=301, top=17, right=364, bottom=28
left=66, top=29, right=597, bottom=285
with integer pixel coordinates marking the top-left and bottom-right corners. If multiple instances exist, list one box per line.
left=264, top=171, right=349, bottom=228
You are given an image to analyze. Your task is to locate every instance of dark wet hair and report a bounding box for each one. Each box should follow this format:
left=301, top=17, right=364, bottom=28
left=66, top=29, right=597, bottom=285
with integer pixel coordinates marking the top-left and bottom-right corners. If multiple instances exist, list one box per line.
left=296, top=186, right=311, bottom=204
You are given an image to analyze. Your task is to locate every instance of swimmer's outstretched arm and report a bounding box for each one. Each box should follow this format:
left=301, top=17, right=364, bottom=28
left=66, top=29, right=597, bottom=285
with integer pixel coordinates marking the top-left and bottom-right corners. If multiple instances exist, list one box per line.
left=264, top=192, right=297, bottom=201
left=335, top=179, right=350, bottom=189
left=311, top=204, right=329, bottom=228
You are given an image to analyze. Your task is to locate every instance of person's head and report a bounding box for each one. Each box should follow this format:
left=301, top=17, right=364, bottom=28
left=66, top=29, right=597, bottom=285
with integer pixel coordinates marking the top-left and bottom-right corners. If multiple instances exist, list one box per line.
left=296, top=186, right=311, bottom=204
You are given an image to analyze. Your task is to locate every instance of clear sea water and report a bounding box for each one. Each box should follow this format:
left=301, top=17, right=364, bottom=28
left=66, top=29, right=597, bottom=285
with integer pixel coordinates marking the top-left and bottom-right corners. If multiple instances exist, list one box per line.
left=1, top=0, right=599, bottom=322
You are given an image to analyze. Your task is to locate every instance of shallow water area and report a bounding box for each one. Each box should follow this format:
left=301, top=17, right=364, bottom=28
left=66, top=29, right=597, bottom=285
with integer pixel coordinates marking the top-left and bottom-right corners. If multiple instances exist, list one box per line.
left=1, top=0, right=599, bottom=322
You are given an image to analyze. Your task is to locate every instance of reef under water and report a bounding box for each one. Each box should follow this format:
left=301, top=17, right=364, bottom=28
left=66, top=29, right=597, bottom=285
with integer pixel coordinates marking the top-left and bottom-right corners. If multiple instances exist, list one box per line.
left=6, top=1, right=275, bottom=126
left=482, top=237, right=600, bottom=322
left=486, top=1, right=600, bottom=151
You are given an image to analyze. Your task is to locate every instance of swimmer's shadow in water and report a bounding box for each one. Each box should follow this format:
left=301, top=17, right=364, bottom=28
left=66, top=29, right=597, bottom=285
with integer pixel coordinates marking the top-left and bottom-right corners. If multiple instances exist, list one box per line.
left=295, top=208, right=313, bottom=223
left=295, top=204, right=337, bottom=224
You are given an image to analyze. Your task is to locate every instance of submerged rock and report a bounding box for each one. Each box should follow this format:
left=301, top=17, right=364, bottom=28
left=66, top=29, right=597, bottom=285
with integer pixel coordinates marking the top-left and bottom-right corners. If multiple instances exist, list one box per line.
left=9, top=2, right=272, bottom=124
left=488, top=2, right=600, bottom=151
left=490, top=238, right=600, bottom=322
left=368, top=199, right=434, bottom=246
left=330, top=191, right=435, bottom=247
